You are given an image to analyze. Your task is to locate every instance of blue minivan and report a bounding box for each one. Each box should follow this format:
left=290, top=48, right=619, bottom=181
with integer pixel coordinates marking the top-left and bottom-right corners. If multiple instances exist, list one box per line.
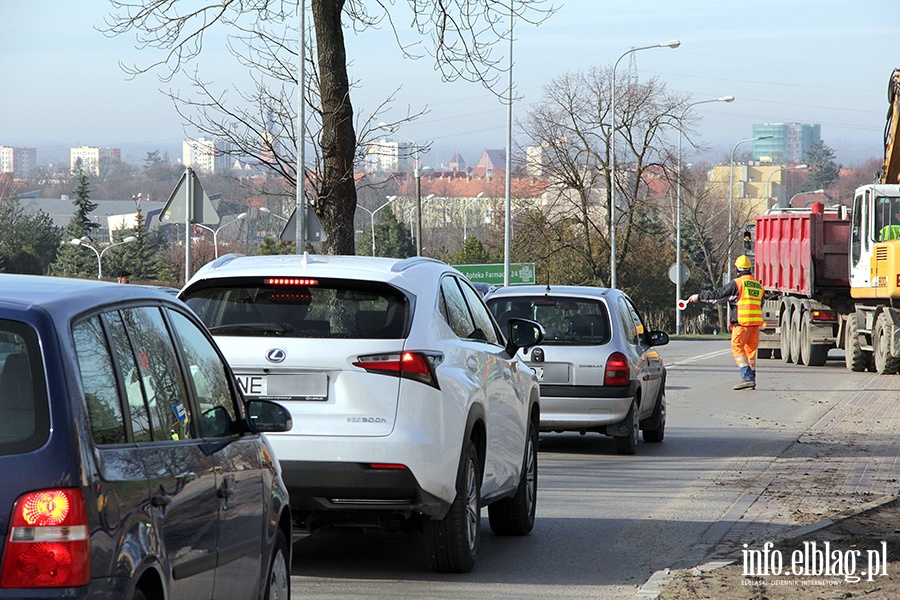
left=0, top=275, right=293, bottom=599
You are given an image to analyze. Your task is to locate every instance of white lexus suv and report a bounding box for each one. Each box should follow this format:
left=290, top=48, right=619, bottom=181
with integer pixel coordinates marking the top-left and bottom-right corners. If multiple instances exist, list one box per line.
left=180, top=253, right=544, bottom=573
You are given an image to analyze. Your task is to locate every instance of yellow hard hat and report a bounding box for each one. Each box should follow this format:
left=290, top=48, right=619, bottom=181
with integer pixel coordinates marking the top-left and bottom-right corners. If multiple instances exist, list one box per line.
left=735, top=255, right=752, bottom=270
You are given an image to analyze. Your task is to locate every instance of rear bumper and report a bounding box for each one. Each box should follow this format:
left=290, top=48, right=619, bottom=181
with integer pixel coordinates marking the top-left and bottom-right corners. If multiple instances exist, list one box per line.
left=280, top=460, right=450, bottom=523
left=537, top=384, right=635, bottom=430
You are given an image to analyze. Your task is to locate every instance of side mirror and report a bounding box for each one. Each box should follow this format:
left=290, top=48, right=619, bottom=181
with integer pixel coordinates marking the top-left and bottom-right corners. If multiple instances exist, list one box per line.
left=648, top=330, right=669, bottom=347
left=246, top=399, right=293, bottom=433
left=505, top=317, right=545, bottom=356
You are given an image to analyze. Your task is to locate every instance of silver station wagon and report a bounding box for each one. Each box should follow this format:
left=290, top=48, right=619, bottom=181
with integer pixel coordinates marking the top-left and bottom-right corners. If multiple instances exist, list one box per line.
left=485, top=285, right=668, bottom=455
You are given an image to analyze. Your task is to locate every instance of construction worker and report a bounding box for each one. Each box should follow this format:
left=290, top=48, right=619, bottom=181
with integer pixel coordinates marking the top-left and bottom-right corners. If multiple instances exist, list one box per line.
left=687, top=255, right=765, bottom=390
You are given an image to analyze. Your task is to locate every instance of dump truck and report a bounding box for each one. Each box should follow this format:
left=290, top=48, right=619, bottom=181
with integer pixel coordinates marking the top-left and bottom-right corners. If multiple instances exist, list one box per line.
left=753, top=68, right=900, bottom=373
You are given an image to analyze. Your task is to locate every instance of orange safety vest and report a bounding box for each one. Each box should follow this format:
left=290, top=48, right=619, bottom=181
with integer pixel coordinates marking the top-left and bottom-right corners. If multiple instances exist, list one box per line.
left=735, top=274, right=764, bottom=326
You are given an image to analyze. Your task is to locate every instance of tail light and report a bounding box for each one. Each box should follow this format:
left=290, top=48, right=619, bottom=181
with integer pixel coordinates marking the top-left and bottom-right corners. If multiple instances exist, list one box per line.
left=0, top=488, right=90, bottom=588
left=353, top=351, right=443, bottom=389
left=810, top=309, right=838, bottom=322
left=604, top=352, right=631, bottom=387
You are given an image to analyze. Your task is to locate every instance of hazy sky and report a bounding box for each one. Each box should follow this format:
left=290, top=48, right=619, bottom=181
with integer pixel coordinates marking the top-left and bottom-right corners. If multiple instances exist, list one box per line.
left=2, top=0, right=898, bottom=166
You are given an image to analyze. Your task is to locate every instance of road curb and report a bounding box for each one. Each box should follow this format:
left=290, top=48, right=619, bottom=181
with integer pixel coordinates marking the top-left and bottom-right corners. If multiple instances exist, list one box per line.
left=635, top=493, right=900, bottom=598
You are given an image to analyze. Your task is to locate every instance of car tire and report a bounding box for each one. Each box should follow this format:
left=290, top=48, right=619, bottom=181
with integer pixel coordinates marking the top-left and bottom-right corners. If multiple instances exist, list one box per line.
left=613, top=401, right=639, bottom=455
left=425, top=439, right=481, bottom=573
left=641, top=390, right=666, bottom=443
left=264, top=528, right=290, bottom=600
left=488, top=420, right=537, bottom=536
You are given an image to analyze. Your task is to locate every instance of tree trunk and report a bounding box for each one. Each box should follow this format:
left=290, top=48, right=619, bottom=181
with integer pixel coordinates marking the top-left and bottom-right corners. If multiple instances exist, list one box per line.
left=311, top=0, right=357, bottom=255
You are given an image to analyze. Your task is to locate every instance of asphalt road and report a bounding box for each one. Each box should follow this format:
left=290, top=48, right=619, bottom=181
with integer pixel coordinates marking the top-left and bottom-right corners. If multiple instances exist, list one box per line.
left=289, top=339, right=863, bottom=599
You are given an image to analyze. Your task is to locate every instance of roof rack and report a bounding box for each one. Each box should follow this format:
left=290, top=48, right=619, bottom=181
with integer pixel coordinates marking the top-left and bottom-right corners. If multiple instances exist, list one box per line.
left=391, top=256, right=446, bottom=273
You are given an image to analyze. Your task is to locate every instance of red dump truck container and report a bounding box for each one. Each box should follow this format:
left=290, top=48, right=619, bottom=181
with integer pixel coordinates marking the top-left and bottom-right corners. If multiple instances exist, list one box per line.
left=752, top=203, right=853, bottom=365
left=755, top=203, right=850, bottom=296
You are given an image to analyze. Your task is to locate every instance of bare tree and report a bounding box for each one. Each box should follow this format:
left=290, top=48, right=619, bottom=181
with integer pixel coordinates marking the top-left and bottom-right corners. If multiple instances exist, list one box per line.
left=518, top=66, right=685, bottom=288
left=104, top=0, right=556, bottom=254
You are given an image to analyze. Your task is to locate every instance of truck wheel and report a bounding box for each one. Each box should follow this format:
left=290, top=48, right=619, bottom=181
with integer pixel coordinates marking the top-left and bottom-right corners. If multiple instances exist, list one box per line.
left=790, top=309, right=804, bottom=365
left=873, top=313, right=900, bottom=375
left=845, top=316, right=869, bottom=372
left=800, top=312, right=829, bottom=366
left=780, top=311, right=793, bottom=363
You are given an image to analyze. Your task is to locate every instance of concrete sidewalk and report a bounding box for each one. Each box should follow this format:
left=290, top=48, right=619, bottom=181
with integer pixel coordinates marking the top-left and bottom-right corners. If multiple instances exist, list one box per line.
left=711, top=368, right=900, bottom=556
left=638, top=368, right=900, bottom=598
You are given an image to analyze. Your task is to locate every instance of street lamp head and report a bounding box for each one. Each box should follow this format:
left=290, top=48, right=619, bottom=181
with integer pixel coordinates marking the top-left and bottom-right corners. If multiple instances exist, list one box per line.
left=719, top=95, right=735, bottom=103
left=425, top=194, right=436, bottom=200
left=70, top=238, right=84, bottom=246
left=476, top=191, right=485, bottom=198
left=259, top=207, right=271, bottom=215
left=122, top=236, right=138, bottom=244
left=377, top=122, right=394, bottom=134
left=386, top=195, right=397, bottom=202
left=757, top=135, right=774, bottom=140
left=660, top=39, right=681, bottom=48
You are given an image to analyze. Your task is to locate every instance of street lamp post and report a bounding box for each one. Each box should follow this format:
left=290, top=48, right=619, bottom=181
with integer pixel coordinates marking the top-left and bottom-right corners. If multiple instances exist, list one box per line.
left=193, top=212, right=248, bottom=259
left=675, top=95, right=734, bottom=335
left=379, top=124, right=423, bottom=256
left=610, top=39, right=680, bottom=289
left=405, top=194, right=435, bottom=249
left=729, top=136, right=773, bottom=286
left=356, top=195, right=397, bottom=256
left=765, top=164, right=808, bottom=211
left=260, top=206, right=289, bottom=223
left=71, top=235, right=138, bottom=279
left=463, top=191, right=485, bottom=242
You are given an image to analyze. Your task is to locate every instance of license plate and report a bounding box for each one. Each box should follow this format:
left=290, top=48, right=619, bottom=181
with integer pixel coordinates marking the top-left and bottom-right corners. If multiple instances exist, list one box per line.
left=235, top=373, right=328, bottom=401
left=531, top=366, right=544, bottom=381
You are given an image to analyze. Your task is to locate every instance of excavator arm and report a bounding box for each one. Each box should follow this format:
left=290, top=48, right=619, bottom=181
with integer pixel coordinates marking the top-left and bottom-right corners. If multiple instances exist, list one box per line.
left=883, top=68, right=900, bottom=184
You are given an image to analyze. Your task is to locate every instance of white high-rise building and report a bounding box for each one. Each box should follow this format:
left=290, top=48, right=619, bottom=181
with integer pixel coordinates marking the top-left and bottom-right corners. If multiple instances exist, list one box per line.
left=0, top=146, right=37, bottom=179
left=183, top=138, right=232, bottom=174
left=70, top=146, right=121, bottom=177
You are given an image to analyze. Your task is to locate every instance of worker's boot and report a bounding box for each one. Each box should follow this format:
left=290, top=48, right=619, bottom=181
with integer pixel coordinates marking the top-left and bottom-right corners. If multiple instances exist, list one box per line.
left=733, top=380, right=756, bottom=390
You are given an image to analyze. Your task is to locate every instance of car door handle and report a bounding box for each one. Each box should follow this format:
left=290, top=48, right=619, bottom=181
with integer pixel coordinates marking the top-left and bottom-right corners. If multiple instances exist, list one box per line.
left=466, top=357, right=479, bottom=373
left=151, top=491, right=173, bottom=507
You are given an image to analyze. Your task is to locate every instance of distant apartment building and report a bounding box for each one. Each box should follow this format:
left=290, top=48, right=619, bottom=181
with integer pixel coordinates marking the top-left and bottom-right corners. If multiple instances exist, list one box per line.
left=752, top=123, right=821, bottom=163
left=525, top=145, right=546, bottom=177
left=182, top=138, right=233, bottom=174
left=363, top=138, right=414, bottom=174
left=70, top=146, right=121, bottom=177
left=0, top=146, right=37, bottom=179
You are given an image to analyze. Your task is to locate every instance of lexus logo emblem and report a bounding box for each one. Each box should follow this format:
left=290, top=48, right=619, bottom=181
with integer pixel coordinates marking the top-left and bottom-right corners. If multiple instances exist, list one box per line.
left=265, top=348, right=286, bottom=363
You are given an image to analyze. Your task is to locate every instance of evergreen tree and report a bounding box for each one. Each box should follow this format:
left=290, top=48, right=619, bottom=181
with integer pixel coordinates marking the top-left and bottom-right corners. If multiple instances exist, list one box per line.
left=107, top=204, right=158, bottom=281
left=52, top=169, right=102, bottom=277
left=803, top=141, right=841, bottom=191
left=368, top=210, right=415, bottom=259
left=258, top=236, right=295, bottom=256
left=451, top=237, right=492, bottom=265
left=0, top=198, right=62, bottom=274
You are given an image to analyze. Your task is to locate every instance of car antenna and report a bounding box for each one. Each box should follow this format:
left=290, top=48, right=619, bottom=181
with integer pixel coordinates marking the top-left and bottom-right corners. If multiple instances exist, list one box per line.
left=545, top=272, right=551, bottom=295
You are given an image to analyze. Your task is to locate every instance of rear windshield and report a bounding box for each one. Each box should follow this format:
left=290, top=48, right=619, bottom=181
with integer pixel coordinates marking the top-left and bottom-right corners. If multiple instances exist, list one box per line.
left=181, top=277, right=410, bottom=339
left=487, top=295, right=611, bottom=345
left=0, top=320, right=50, bottom=455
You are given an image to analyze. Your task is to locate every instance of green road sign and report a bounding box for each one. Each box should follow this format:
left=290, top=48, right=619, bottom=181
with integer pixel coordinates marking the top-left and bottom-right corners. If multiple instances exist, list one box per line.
left=454, top=263, right=536, bottom=285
